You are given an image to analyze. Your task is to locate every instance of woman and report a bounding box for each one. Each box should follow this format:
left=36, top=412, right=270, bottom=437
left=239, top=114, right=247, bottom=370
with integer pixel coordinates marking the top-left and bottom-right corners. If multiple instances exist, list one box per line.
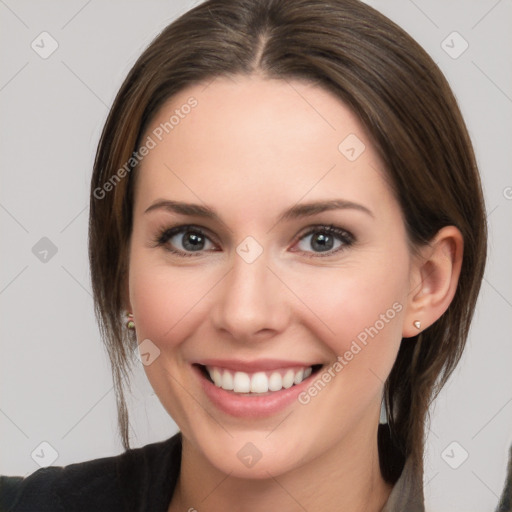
left=0, top=0, right=488, bottom=510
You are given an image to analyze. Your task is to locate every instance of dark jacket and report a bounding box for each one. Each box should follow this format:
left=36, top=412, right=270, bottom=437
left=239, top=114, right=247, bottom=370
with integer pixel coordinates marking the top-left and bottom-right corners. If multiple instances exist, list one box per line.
left=0, top=434, right=182, bottom=512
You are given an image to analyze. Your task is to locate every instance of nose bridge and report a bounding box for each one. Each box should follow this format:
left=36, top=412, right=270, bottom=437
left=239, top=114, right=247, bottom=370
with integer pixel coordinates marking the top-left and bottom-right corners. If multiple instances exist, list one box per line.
left=212, top=247, right=288, bottom=341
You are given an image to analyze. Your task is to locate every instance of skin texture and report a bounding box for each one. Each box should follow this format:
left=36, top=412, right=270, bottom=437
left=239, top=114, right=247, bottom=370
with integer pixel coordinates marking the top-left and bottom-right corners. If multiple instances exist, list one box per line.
left=125, top=75, right=463, bottom=512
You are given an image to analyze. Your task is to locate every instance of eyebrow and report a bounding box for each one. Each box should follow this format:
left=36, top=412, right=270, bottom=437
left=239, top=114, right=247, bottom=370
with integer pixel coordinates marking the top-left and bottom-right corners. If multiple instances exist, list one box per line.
left=144, top=198, right=374, bottom=222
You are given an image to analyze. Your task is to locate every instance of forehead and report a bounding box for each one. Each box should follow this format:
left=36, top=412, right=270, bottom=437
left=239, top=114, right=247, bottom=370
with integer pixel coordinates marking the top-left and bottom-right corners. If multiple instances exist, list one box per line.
left=135, top=75, right=396, bottom=221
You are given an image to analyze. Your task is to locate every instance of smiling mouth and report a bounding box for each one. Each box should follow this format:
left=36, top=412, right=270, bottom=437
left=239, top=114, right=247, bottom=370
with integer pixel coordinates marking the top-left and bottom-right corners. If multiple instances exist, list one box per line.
left=195, top=363, right=323, bottom=395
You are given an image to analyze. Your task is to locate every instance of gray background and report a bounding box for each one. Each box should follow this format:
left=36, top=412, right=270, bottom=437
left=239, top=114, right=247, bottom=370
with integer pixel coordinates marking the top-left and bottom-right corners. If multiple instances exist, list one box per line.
left=0, top=1, right=511, bottom=510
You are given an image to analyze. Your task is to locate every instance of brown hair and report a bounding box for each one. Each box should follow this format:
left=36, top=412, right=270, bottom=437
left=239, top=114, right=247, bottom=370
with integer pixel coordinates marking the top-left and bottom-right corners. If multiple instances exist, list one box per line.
left=88, top=0, right=487, bottom=482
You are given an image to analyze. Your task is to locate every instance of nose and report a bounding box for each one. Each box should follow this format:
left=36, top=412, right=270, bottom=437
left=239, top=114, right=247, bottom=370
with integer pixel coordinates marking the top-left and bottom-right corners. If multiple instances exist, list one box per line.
left=211, top=249, right=290, bottom=344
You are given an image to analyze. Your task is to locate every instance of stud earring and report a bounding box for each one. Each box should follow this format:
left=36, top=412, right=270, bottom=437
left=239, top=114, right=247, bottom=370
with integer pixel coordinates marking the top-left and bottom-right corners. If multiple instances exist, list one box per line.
left=413, top=320, right=421, bottom=330
left=126, top=312, right=135, bottom=330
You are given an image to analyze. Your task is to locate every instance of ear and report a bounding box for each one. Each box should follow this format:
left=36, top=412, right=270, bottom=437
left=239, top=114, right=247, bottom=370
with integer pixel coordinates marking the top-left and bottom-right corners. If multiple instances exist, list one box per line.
left=402, top=226, right=464, bottom=338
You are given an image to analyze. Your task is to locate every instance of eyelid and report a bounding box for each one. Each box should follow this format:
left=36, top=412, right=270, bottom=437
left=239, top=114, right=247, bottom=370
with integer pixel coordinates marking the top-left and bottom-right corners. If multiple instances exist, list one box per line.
left=296, top=223, right=353, bottom=241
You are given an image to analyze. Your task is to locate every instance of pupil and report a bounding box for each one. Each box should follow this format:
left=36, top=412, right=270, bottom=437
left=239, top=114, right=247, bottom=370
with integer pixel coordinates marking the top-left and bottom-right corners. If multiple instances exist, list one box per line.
left=312, top=232, right=333, bottom=252
left=184, top=231, right=204, bottom=251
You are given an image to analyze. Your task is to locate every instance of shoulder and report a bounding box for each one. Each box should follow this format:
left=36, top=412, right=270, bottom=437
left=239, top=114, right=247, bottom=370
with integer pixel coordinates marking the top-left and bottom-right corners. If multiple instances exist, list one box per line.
left=381, top=456, right=424, bottom=512
left=0, top=432, right=182, bottom=512
left=0, top=455, right=122, bottom=512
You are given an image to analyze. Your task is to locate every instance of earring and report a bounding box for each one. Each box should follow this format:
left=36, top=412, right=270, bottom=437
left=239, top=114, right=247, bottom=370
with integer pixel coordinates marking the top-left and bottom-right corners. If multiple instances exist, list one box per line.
left=413, top=320, right=421, bottom=330
left=126, top=312, right=135, bottom=330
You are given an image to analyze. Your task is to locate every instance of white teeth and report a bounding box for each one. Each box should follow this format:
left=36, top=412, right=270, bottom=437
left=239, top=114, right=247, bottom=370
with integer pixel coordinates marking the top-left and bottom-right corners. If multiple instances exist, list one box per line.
left=212, top=368, right=223, bottom=387
left=221, top=370, right=234, bottom=390
left=268, top=372, right=282, bottom=392
left=205, top=365, right=315, bottom=394
left=282, top=369, right=295, bottom=389
left=233, top=371, right=251, bottom=393
left=250, top=372, right=268, bottom=393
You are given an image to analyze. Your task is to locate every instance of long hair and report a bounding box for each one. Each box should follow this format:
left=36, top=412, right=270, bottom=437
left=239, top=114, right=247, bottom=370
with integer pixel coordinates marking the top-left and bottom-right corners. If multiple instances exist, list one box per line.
left=88, top=0, right=487, bottom=482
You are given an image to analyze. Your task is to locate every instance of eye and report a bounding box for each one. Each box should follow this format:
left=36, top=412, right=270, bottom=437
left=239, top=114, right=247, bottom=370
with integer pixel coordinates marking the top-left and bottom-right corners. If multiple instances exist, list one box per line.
left=153, top=225, right=216, bottom=257
left=152, top=223, right=354, bottom=258
left=293, top=224, right=354, bottom=257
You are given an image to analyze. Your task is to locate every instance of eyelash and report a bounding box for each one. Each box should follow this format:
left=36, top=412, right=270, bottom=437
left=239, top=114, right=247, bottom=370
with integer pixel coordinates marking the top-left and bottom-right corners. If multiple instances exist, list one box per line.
left=151, top=224, right=355, bottom=258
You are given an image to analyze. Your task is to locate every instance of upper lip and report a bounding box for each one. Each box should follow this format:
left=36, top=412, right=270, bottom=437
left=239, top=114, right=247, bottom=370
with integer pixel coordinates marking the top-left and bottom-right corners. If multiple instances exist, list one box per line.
left=193, top=358, right=321, bottom=372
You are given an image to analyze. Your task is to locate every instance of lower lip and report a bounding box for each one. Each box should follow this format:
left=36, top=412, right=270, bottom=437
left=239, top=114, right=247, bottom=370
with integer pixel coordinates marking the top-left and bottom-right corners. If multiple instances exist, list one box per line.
left=193, top=365, right=318, bottom=418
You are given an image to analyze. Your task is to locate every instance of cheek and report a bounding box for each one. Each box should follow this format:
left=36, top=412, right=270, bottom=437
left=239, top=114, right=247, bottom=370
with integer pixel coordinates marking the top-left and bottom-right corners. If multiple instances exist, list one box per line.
left=127, top=253, right=209, bottom=423
left=295, top=255, right=409, bottom=374
left=128, top=246, right=220, bottom=351
left=129, top=262, right=190, bottom=344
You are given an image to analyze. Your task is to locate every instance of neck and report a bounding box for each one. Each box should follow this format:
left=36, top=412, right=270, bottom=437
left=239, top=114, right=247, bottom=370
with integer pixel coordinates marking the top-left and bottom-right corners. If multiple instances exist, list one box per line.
left=169, top=420, right=393, bottom=512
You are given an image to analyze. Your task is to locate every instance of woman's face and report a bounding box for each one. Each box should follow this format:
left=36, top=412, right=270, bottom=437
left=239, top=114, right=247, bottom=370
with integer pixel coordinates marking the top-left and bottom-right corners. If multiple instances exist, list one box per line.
left=128, top=75, right=415, bottom=478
